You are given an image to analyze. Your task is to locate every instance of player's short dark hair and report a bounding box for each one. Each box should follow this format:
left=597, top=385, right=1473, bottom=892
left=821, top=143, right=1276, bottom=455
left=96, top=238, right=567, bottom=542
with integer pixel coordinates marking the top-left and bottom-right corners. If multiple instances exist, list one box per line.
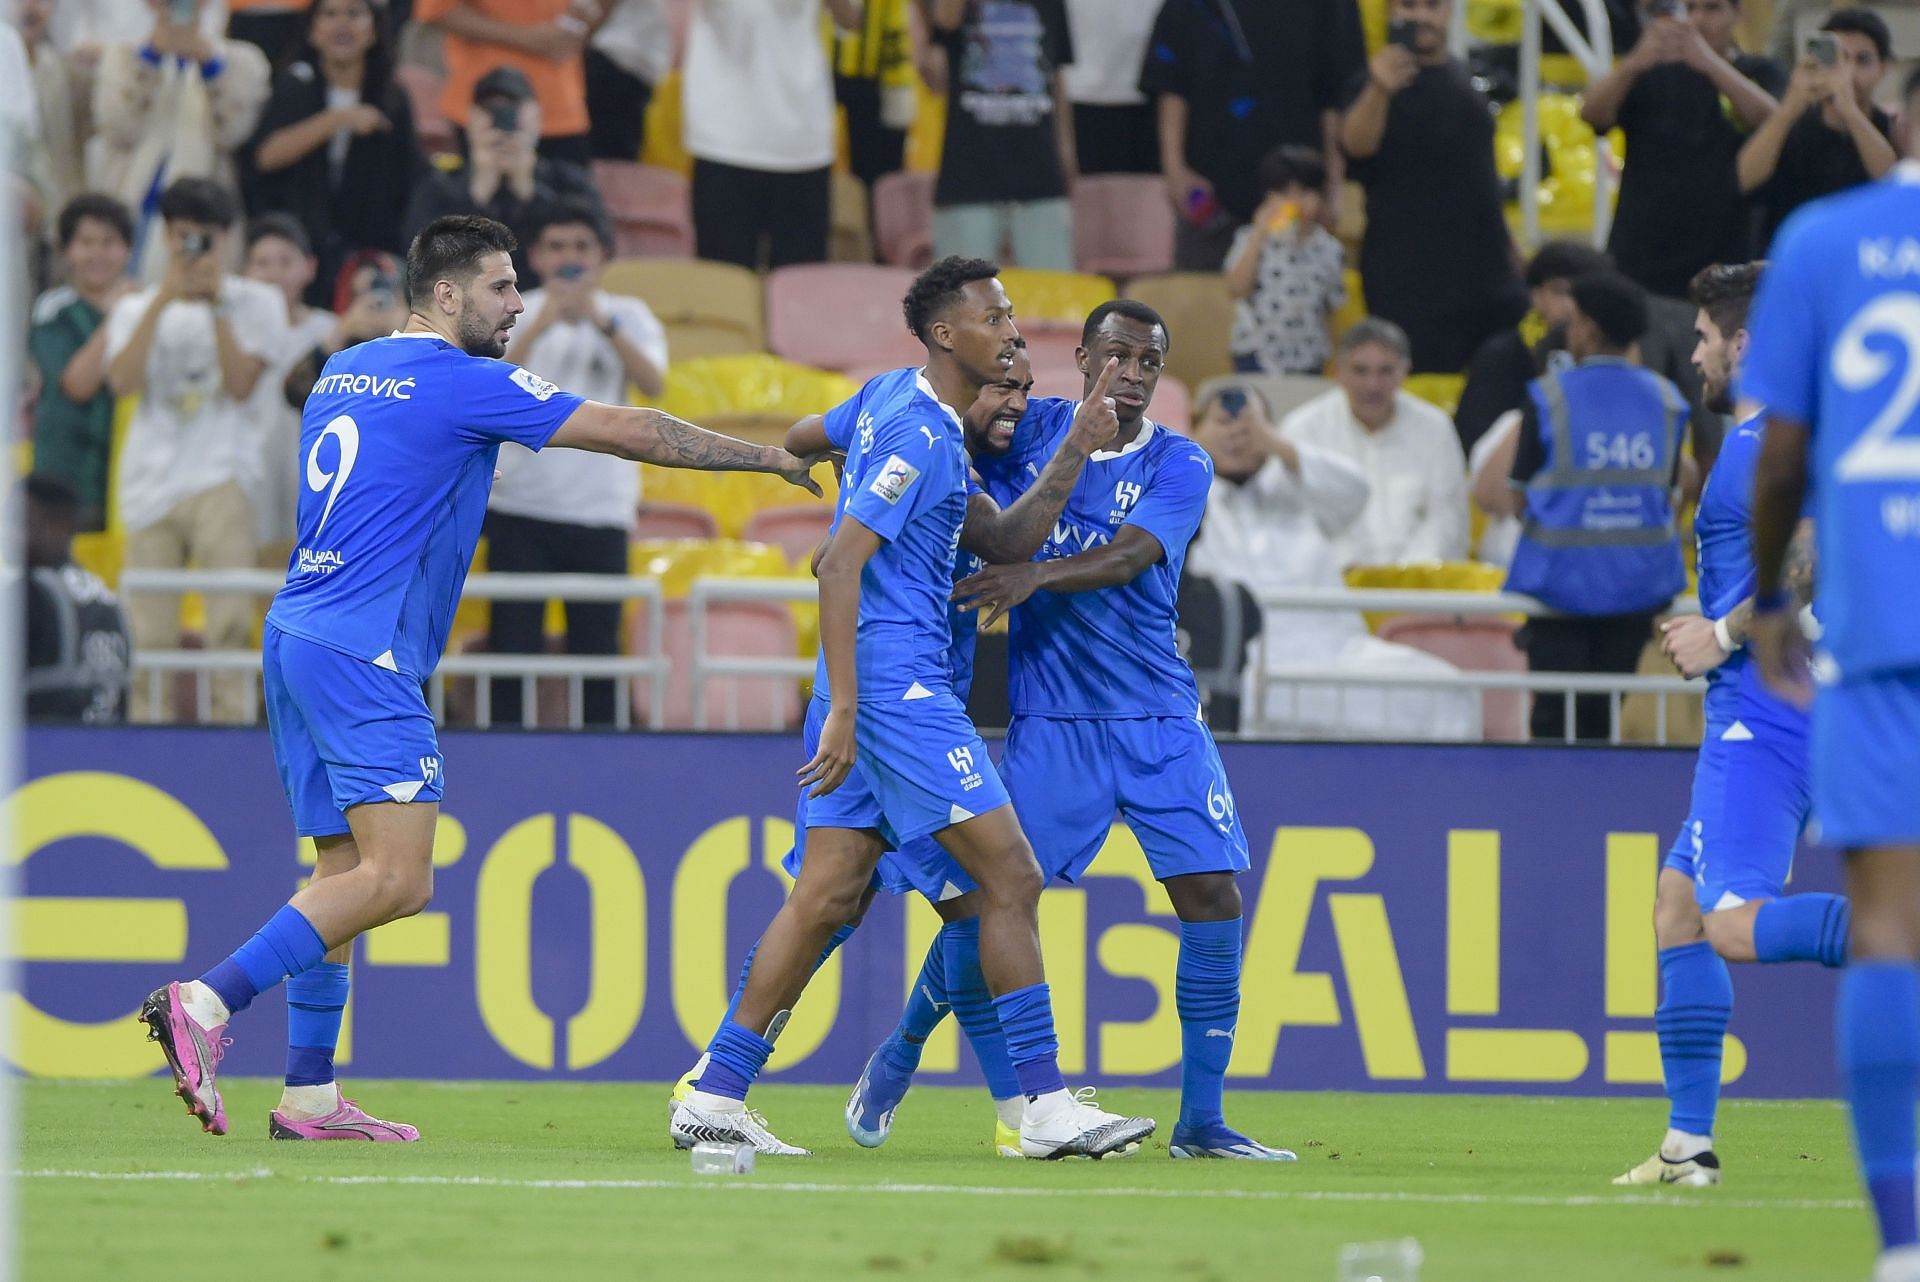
left=1525, top=239, right=1612, bottom=289
left=1823, top=7, right=1892, bottom=61
left=1257, top=144, right=1327, bottom=195
left=1570, top=270, right=1649, bottom=348
left=1081, top=298, right=1169, bottom=351
left=157, top=177, right=237, bottom=229
left=1687, top=261, right=1764, bottom=338
left=245, top=212, right=313, bottom=258
left=525, top=196, right=613, bottom=253
left=902, top=256, right=1001, bottom=341
left=56, top=193, right=133, bottom=252
left=406, top=215, right=519, bottom=306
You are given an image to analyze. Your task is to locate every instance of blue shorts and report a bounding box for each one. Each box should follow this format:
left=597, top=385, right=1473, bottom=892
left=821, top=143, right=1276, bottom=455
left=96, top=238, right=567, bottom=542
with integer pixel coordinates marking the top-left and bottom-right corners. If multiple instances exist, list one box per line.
left=263, top=624, right=445, bottom=838
left=1814, top=667, right=1920, bottom=848
left=793, top=695, right=993, bottom=904
left=1004, top=714, right=1251, bottom=884
left=1662, top=709, right=1812, bottom=912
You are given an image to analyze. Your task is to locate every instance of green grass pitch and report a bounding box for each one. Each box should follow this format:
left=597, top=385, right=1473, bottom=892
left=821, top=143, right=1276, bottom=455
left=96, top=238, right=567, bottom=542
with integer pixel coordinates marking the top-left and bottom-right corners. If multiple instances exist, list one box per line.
left=17, top=1080, right=1871, bottom=1281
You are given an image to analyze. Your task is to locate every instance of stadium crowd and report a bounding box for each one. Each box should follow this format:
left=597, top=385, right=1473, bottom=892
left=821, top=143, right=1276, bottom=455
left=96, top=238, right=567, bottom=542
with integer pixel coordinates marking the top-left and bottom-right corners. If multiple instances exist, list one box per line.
left=4, top=0, right=1908, bottom=741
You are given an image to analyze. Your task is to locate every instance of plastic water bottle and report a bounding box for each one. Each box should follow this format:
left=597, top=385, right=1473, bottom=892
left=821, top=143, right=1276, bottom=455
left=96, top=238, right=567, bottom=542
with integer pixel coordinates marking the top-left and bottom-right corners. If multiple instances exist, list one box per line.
left=690, top=1141, right=755, bottom=1175
left=1337, top=1239, right=1422, bottom=1282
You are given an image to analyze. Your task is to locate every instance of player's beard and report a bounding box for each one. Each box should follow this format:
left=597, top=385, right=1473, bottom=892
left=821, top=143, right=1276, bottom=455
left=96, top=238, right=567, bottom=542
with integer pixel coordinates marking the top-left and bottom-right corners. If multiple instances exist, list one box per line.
left=456, top=299, right=509, bottom=359
left=1704, top=358, right=1735, bottom=415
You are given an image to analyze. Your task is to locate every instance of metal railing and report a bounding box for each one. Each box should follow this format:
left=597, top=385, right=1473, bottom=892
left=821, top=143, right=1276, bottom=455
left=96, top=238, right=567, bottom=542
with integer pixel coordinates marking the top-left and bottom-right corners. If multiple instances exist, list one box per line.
left=1244, top=585, right=1702, bottom=746
left=121, top=568, right=668, bottom=730
left=119, top=570, right=1711, bottom=744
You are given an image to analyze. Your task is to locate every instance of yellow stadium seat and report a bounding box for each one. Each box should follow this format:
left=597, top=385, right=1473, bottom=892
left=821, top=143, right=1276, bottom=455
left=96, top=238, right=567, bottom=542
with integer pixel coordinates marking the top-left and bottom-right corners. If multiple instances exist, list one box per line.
left=639, top=463, right=840, bottom=539
left=1344, top=561, right=1510, bottom=631
left=640, top=69, right=692, bottom=176
left=600, top=259, right=766, bottom=360
left=996, top=268, right=1116, bottom=327
left=1404, top=373, right=1466, bottom=417
left=1126, top=272, right=1236, bottom=391
left=657, top=353, right=858, bottom=423
left=630, top=538, right=795, bottom=598
left=906, top=81, right=946, bottom=174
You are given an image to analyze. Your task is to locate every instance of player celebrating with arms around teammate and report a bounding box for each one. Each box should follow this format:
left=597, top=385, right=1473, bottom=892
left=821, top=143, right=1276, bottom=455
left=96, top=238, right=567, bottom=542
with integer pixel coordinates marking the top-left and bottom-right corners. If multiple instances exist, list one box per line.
left=1614, top=262, right=1845, bottom=1188
left=1744, top=73, right=1920, bottom=1280
left=139, top=216, right=824, bottom=1141
left=857, top=301, right=1284, bottom=1160
left=672, top=259, right=1154, bottom=1160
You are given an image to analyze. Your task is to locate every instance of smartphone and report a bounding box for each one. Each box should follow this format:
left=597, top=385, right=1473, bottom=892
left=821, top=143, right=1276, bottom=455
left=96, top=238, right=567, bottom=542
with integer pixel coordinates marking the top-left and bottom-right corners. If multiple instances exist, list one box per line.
left=366, top=268, right=396, bottom=310
left=1806, top=31, right=1839, bottom=65
left=1217, top=388, right=1249, bottom=418
left=1387, top=18, right=1420, bottom=48
left=181, top=231, right=212, bottom=258
left=488, top=101, right=520, bottom=132
left=554, top=263, right=589, bottom=282
left=167, top=0, right=197, bottom=25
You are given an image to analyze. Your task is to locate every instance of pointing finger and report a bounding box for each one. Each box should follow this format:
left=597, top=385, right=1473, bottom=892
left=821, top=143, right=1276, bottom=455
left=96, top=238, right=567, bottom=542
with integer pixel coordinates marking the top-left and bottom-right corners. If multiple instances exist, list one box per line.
left=1088, top=356, right=1119, bottom=401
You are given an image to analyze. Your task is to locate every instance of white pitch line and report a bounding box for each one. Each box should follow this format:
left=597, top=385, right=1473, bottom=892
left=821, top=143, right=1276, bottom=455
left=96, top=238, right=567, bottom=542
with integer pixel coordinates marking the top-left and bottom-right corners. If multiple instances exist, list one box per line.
left=11, top=1169, right=1863, bottom=1212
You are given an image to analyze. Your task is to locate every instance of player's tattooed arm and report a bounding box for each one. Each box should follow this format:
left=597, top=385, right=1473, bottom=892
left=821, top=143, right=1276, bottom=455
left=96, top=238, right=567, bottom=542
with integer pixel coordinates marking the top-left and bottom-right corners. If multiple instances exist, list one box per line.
left=1716, top=520, right=1816, bottom=651
left=551, top=403, right=827, bottom=493
left=953, top=526, right=1164, bottom=627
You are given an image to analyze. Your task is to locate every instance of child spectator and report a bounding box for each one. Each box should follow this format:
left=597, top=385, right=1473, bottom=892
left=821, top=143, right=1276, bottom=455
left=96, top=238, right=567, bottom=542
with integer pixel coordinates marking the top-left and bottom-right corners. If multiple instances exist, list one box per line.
left=1223, top=145, right=1346, bottom=376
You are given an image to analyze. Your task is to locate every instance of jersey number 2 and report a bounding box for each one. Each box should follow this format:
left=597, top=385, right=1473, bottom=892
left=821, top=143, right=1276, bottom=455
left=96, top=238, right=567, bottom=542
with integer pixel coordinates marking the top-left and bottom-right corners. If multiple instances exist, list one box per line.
left=307, top=414, right=360, bottom=536
left=1833, top=293, right=1920, bottom=483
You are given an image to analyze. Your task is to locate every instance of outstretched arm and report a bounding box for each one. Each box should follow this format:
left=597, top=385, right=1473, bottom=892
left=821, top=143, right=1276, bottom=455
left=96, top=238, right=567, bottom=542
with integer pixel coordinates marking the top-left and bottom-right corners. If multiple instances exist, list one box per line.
left=550, top=401, right=825, bottom=493
left=952, top=525, right=1165, bottom=626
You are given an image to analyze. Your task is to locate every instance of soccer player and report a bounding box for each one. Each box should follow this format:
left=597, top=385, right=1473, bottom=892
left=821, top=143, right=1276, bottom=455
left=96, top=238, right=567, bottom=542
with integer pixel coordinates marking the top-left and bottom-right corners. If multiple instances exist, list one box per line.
left=671, top=342, right=1124, bottom=1151
left=1744, top=79, right=1920, bottom=1280
left=1614, top=262, right=1846, bottom=1188
left=670, top=258, right=1154, bottom=1159
left=855, top=300, right=1289, bottom=1162
left=138, top=215, right=823, bottom=1140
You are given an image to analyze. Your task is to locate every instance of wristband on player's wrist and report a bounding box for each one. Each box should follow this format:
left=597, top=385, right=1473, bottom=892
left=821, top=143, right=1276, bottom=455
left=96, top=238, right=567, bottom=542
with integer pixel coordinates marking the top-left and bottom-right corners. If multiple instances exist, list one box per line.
left=1752, top=588, right=1790, bottom=615
left=1713, top=616, right=1740, bottom=654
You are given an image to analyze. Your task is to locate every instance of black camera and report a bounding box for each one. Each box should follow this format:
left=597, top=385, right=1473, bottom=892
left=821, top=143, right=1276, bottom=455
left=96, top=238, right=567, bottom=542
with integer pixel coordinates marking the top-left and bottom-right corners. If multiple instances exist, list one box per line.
left=488, top=101, right=520, bottom=133
left=1387, top=18, right=1420, bottom=48
left=181, top=232, right=212, bottom=258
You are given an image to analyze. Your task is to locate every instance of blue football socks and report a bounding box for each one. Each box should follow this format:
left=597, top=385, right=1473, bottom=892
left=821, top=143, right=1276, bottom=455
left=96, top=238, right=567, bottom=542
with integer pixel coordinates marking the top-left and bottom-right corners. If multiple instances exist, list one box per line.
left=700, top=1020, right=776, bottom=1102
left=882, top=930, right=952, bottom=1075
left=942, top=918, right=1020, bottom=1100
left=1176, top=918, right=1243, bottom=1128
left=1840, top=961, right=1920, bottom=1251
left=200, top=904, right=328, bottom=1017
left=992, top=982, right=1067, bottom=1099
left=1656, top=941, right=1733, bottom=1136
left=284, top=961, right=350, bottom=1087
left=1753, top=894, right=1850, bottom=968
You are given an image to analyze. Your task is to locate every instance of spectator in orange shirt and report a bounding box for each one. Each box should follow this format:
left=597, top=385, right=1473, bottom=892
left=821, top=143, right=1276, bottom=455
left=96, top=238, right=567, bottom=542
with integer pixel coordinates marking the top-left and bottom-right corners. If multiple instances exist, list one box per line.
left=416, top=0, right=598, bottom=167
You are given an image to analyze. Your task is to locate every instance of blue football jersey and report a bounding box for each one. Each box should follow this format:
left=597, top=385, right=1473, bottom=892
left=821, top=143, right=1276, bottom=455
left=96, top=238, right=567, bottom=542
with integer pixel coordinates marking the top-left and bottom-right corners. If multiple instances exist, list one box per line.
left=815, top=367, right=971, bottom=703
left=975, top=397, right=1208, bottom=719
left=266, top=334, right=584, bottom=678
left=1744, top=168, right=1920, bottom=678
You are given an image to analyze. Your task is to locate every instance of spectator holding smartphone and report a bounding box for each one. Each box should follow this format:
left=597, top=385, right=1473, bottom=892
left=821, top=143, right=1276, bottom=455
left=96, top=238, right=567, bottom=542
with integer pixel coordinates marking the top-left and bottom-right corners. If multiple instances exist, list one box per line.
left=1581, top=0, right=1782, bottom=297
left=417, top=0, right=599, bottom=167
left=243, top=0, right=417, bottom=307
left=279, top=247, right=408, bottom=408
left=1737, top=10, right=1896, bottom=247
left=401, top=66, right=605, bottom=286
left=1339, top=0, right=1525, bottom=373
left=1223, top=144, right=1346, bottom=376
left=103, top=177, right=290, bottom=723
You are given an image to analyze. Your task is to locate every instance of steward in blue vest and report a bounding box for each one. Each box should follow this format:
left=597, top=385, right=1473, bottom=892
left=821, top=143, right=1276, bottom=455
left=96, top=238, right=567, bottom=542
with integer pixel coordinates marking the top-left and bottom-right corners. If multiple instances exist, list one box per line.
left=1489, top=270, right=1690, bottom=740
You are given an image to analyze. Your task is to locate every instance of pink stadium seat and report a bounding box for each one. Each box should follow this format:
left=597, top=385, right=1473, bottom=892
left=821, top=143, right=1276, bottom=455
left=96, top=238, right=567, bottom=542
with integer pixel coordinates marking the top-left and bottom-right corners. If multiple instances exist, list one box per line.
left=1072, top=174, right=1175, bottom=277
left=632, top=598, right=800, bottom=731
left=395, top=64, right=454, bottom=155
left=591, top=161, right=694, bottom=259
left=742, top=505, right=834, bottom=564
left=1022, top=330, right=1085, bottom=383
left=633, top=502, right=720, bottom=541
left=873, top=171, right=935, bottom=269
left=1377, top=614, right=1526, bottom=742
left=765, top=264, right=924, bottom=373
